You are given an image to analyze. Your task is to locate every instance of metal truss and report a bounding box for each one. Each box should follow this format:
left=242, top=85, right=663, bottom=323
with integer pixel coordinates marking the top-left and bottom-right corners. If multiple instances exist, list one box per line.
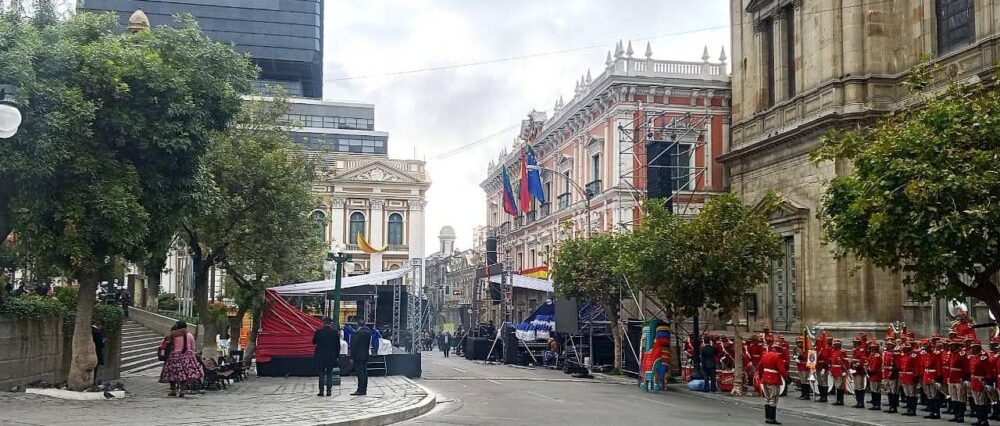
left=392, top=277, right=401, bottom=346
left=616, top=109, right=710, bottom=230
left=408, top=258, right=423, bottom=353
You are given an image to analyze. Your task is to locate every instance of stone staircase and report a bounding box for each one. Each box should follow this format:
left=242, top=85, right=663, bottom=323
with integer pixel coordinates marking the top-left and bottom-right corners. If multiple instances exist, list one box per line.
left=120, top=320, right=164, bottom=376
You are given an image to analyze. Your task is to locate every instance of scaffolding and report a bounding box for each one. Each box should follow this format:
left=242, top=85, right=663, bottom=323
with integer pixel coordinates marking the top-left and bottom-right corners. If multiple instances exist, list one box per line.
left=408, top=258, right=423, bottom=353
left=616, top=108, right=710, bottom=230
left=391, top=277, right=401, bottom=346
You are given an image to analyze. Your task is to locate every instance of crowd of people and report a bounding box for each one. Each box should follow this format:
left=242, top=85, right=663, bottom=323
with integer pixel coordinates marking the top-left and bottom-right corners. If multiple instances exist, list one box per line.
left=688, top=312, right=995, bottom=425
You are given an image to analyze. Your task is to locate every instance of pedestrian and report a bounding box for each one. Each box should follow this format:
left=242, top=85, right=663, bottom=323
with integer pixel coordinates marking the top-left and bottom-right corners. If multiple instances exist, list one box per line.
left=91, top=324, right=105, bottom=384
left=759, top=344, right=788, bottom=425
left=118, top=289, right=131, bottom=320
left=700, top=336, right=718, bottom=392
left=439, top=332, right=452, bottom=357
left=350, top=320, right=372, bottom=396
left=158, top=321, right=203, bottom=397
left=428, top=330, right=436, bottom=350
left=312, top=317, right=340, bottom=397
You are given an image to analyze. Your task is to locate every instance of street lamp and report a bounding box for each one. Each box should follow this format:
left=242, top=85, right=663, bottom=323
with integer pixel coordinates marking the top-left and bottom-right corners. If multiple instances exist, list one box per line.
left=526, top=165, right=594, bottom=236
left=0, top=85, right=23, bottom=139
left=322, top=242, right=353, bottom=386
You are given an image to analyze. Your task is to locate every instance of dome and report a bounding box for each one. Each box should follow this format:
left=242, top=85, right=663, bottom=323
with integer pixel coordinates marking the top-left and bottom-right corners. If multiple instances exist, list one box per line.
left=128, top=9, right=150, bottom=33
left=438, top=226, right=456, bottom=239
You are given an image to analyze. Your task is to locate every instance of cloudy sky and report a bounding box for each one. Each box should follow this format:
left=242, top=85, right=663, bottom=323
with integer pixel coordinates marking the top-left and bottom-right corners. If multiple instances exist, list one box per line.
left=323, top=1, right=730, bottom=254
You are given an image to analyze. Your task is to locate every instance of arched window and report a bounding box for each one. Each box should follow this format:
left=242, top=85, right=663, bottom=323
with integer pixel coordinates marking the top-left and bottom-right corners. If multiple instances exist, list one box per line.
left=311, top=210, right=327, bottom=241
left=387, top=213, right=404, bottom=245
left=349, top=212, right=365, bottom=244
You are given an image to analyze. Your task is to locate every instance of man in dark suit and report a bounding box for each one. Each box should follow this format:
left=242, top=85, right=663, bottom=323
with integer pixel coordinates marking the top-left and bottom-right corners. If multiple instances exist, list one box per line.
left=312, top=317, right=340, bottom=396
left=350, top=320, right=373, bottom=396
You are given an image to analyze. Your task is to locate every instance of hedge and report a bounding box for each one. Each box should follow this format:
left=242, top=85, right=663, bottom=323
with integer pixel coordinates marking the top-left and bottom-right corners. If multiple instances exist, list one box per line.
left=0, top=287, right=124, bottom=333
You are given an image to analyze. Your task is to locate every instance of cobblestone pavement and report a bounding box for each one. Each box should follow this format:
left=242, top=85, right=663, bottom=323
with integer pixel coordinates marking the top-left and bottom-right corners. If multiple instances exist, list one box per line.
left=0, top=369, right=429, bottom=426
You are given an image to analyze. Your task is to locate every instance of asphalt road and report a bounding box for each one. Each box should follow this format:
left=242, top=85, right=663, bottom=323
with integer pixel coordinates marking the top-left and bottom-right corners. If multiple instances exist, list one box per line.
left=405, top=351, right=836, bottom=426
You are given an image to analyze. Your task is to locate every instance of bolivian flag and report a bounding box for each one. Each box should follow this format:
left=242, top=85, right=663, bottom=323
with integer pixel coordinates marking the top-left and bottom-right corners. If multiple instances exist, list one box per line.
left=520, top=265, right=549, bottom=279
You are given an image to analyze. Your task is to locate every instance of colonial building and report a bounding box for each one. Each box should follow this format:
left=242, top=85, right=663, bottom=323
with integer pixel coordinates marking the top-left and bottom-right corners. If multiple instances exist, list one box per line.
left=724, top=0, right=998, bottom=335
left=425, top=227, right=479, bottom=332
left=480, top=41, right=730, bottom=320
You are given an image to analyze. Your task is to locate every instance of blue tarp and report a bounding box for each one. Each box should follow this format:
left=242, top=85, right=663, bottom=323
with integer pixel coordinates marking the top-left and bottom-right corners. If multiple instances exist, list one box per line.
left=515, top=301, right=555, bottom=341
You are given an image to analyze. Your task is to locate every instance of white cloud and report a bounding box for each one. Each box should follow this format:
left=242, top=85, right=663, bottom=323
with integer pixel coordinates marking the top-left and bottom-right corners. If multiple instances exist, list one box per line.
left=324, top=0, right=729, bottom=254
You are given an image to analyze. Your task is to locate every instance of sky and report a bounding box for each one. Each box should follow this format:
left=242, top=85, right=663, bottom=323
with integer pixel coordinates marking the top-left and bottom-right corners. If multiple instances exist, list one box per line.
left=323, top=1, right=730, bottom=254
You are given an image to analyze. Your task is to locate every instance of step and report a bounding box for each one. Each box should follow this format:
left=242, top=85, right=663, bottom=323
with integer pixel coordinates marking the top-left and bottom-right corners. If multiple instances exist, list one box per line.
left=122, top=359, right=162, bottom=374
left=121, top=351, right=158, bottom=365
left=123, top=336, right=162, bottom=347
left=122, top=348, right=156, bottom=360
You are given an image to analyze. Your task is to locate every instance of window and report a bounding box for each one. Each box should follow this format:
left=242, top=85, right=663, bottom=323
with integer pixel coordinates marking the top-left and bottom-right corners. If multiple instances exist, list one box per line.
left=563, top=171, right=571, bottom=195
left=311, top=210, right=327, bottom=241
left=544, top=181, right=552, bottom=201
left=784, top=5, right=795, bottom=98
left=762, top=18, right=775, bottom=107
left=387, top=213, right=404, bottom=245
left=673, top=143, right=693, bottom=191
left=936, top=0, right=975, bottom=55
left=349, top=212, right=365, bottom=244
left=591, top=154, right=601, bottom=182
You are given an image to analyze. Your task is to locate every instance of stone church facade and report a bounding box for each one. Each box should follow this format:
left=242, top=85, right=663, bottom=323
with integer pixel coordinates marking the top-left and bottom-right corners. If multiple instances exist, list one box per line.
left=724, top=0, right=1000, bottom=335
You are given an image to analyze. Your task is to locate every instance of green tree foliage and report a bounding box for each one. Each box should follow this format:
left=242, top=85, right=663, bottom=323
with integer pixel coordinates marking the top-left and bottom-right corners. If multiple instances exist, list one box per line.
left=0, top=8, right=254, bottom=390
left=184, top=94, right=324, bottom=349
left=551, top=232, right=628, bottom=371
left=814, top=65, right=1000, bottom=320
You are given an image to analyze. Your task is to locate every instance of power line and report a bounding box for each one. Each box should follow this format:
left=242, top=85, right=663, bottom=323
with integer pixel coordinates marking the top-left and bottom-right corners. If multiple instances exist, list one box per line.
left=325, top=0, right=895, bottom=82
left=429, top=124, right=519, bottom=161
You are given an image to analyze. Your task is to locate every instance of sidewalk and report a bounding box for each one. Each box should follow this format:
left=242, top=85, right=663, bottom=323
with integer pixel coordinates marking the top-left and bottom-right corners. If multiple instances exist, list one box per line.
left=0, top=370, right=435, bottom=426
left=680, top=387, right=929, bottom=426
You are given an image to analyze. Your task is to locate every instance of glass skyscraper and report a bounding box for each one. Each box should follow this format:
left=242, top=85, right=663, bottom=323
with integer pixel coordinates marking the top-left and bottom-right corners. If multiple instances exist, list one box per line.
left=77, top=0, right=324, bottom=99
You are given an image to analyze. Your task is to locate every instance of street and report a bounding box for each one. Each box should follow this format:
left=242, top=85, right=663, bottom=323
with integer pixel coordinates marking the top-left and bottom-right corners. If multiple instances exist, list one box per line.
left=406, top=352, right=833, bottom=426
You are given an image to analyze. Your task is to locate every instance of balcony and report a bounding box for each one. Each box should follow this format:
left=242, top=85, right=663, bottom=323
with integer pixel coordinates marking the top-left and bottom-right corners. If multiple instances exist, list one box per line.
left=539, top=203, right=551, bottom=218
left=525, top=210, right=536, bottom=224
left=586, top=180, right=602, bottom=196
left=345, top=244, right=360, bottom=251
left=499, top=222, right=511, bottom=234
left=387, top=244, right=408, bottom=252
left=558, top=193, right=571, bottom=210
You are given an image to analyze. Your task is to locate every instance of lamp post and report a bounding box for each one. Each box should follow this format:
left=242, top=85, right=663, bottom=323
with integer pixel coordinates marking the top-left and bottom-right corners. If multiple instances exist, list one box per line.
left=322, top=243, right=352, bottom=386
left=0, top=85, right=23, bottom=138
left=526, top=165, right=593, bottom=236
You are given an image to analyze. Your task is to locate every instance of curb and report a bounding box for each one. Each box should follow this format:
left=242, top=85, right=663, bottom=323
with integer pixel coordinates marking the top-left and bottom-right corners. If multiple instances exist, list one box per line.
left=318, top=378, right=437, bottom=426
left=678, top=388, right=883, bottom=426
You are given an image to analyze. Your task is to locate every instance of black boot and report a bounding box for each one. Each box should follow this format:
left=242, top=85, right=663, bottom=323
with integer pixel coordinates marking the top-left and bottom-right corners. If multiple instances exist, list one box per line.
left=928, top=399, right=943, bottom=419
left=990, top=403, right=1000, bottom=421
left=948, top=400, right=956, bottom=415
left=818, top=386, right=828, bottom=403
left=853, top=389, right=866, bottom=408
left=833, top=389, right=845, bottom=406
left=886, top=393, right=899, bottom=413
left=958, top=403, right=966, bottom=423
left=977, top=404, right=989, bottom=426
left=907, top=396, right=918, bottom=416
left=317, top=374, right=326, bottom=397
left=765, top=405, right=782, bottom=425
left=798, top=383, right=809, bottom=400
left=952, top=403, right=965, bottom=423
left=869, top=392, right=882, bottom=410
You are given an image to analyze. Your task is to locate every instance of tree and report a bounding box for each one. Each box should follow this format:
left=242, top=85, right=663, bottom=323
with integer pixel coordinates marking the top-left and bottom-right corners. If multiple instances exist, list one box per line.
left=625, top=194, right=781, bottom=392
left=814, top=64, right=1000, bottom=321
left=183, top=95, right=323, bottom=349
left=551, top=232, right=628, bottom=372
left=0, top=9, right=255, bottom=390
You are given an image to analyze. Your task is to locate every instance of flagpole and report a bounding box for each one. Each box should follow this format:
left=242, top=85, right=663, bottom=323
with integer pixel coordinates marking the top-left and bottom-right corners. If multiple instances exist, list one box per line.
left=526, top=165, right=593, bottom=236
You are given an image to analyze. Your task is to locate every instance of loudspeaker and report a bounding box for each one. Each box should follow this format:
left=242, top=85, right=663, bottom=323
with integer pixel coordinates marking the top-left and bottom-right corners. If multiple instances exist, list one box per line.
left=554, top=297, right=579, bottom=334
left=486, top=237, right=498, bottom=266
left=646, top=141, right=674, bottom=210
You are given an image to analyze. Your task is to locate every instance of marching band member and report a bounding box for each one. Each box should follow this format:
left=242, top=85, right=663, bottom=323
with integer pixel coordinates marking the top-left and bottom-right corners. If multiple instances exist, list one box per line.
left=795, top=337, right=811, bottom=401
left=759, top=345, right=789, bottom=425
left=922, top=339, right=944, bottom=420
left=970, top=341, right=994, bottom=426
left=948, top=339, right=970, bottom=423
left=830, top=339, right=848, bottom=406
left=867, top=341, right=883, bottom=410
left=882, top=339, right=901, bottom=413
left=851, top=337, right=869, bottom=408
left=898, top=342, right=920, bottom=416
left=816, top=336, right=833, bottom=403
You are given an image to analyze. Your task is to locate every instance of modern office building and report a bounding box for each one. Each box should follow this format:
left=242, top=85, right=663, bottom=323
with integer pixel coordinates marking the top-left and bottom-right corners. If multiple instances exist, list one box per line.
left=77, top=0, right=324, bottom=98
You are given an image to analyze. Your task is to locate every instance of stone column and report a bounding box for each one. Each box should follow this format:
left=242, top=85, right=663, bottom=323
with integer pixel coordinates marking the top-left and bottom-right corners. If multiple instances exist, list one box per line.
left=330, top=198, right=346, bottom=249
left=408, top=200, right=425, bottom=261
left=841, top=0, right=865, bottom=105
left=370, top=200, right=384, bottom=273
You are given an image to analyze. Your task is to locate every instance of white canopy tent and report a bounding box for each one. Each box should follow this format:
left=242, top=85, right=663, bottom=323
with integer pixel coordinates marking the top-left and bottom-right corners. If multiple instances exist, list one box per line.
left=488, top=274, right=554, bottom=293
left=271, top=266, right=413, bottom=294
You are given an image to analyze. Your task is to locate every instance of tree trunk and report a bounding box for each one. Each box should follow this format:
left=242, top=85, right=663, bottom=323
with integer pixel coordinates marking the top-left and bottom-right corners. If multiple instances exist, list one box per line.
left=969, top=279, right=1000, bottom=326
left=607, top=304, right=622, bottom=372
left=67, top=272, right=99, bottom=391
left=230, top=303, right=248, bottom=351
left=193, top=257, right=216, bottom=349
left=244, top=300, right=263, bottom=362
left=731, top=304, right=745, bottom=396
left=146, top=272, right=160, bottom=311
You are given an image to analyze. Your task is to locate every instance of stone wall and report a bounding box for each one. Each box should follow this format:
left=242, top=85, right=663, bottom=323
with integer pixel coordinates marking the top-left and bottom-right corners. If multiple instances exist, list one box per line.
left=128, top=306, right=204, bottom=348
left=0, top=315, right=120, bottom=389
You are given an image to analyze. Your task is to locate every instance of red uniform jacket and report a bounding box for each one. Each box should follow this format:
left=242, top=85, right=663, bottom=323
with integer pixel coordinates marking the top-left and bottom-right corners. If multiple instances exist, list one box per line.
left=851, top=348, right=868, bottom=375
left=970, top=353, right=994, bottom=392
left=817, top=346, right=833, bottom=372
left=881, top=351, right=898, bottom=380
left=898, top=352, right=919, bottom=385
left=921, top=350, right=940, bottom=385
left=867, top=352, right=883, bottom=382
left=830, top=348, right=848, bottom=376
left=796, top=349, right=808, bottom=372
left=760, top=351, right=789, bottom=386
left=953, top=321, right=977, bottom=340
left=947, top=350, right=969, bottom=384
left=748, top=343, right=765, bottom=368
